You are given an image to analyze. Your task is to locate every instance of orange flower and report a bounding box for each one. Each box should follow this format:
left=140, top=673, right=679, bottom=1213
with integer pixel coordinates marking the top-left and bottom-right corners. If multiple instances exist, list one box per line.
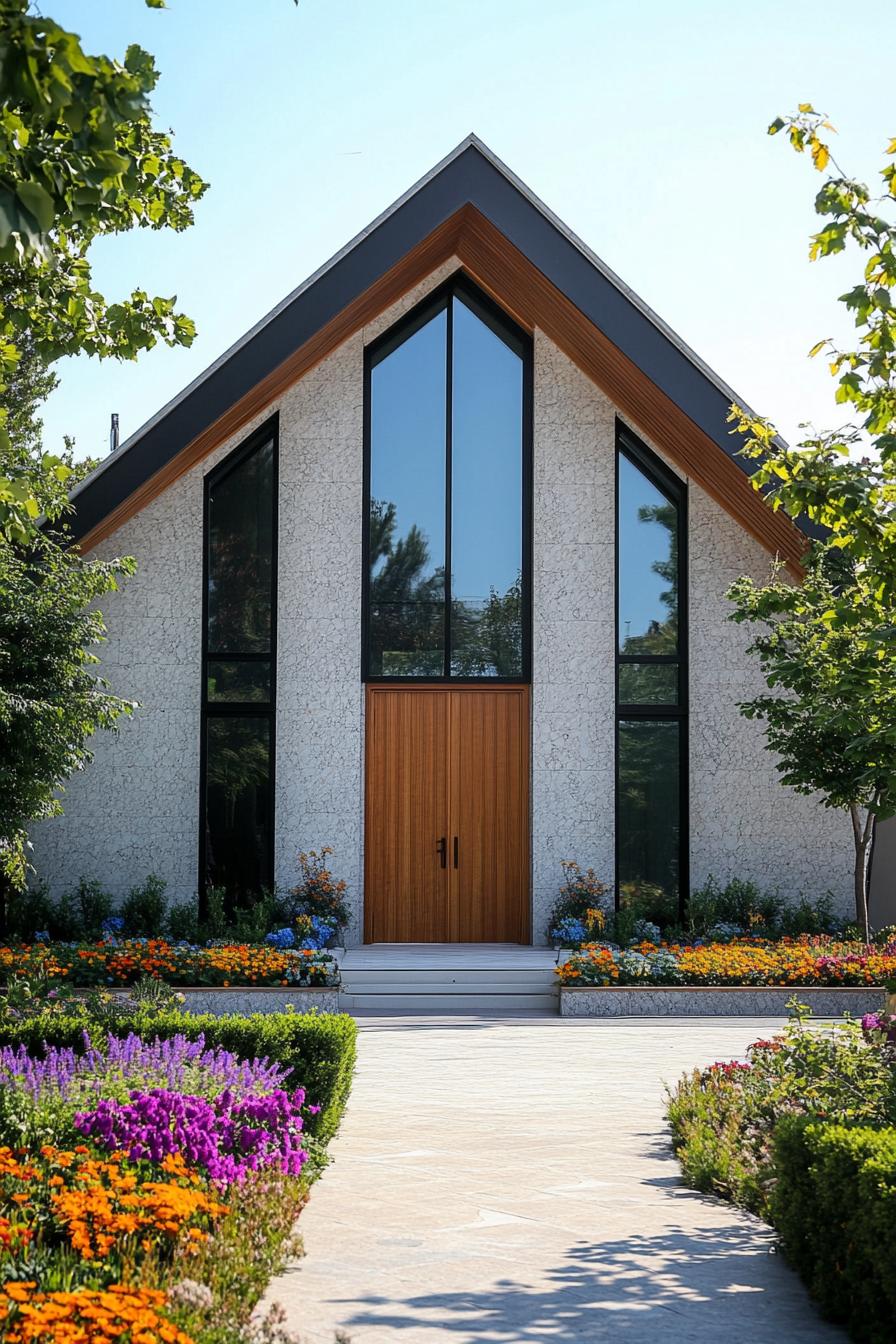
left=0, top=1283, right=196, bottom=1344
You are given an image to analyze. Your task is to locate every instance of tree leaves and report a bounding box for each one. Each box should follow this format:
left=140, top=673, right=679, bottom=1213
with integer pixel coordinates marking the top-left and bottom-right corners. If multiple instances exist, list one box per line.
left=0, top=1, right=208, bottom=541
left=729, top=105, right=896, bottom=923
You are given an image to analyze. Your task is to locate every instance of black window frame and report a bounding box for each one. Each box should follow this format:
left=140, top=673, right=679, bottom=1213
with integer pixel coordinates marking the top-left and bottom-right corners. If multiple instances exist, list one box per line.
left=614, top=419, right=689, bottom=918
left=199, top=414, right=279, bottom=908
left=362, top=273, right=533, bottom=684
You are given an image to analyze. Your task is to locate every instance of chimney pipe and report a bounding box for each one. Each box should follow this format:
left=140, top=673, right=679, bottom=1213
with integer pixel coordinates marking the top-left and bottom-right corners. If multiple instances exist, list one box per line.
left=110, top=413, right=120, bottom=454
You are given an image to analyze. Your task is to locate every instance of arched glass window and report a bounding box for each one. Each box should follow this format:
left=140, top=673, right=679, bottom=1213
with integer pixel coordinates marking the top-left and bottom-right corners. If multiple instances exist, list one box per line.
left=200, top=418, right=277, bottom=908
left=615, top=423, right=687, bottom=915
left=364, top=277, right=531, bottom=680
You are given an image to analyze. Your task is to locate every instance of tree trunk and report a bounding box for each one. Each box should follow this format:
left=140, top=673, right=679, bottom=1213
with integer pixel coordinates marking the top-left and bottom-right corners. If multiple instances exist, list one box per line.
left=849, top=803, right=876, bottom=942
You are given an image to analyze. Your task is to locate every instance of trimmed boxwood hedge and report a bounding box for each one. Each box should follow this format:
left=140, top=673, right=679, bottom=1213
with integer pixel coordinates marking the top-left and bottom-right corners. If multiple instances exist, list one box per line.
left=772, top=1117, right=896, bottom=1344
left=0, top=1009, right=356, bottom=1145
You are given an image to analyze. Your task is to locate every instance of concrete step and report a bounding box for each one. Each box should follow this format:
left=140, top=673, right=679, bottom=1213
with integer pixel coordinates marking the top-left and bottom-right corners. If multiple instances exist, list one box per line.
left=339, top=990, right=558, bottom=1015
left=340, top=968, right=556, bottom=990
left=337, top=944, right=561, bottom=1016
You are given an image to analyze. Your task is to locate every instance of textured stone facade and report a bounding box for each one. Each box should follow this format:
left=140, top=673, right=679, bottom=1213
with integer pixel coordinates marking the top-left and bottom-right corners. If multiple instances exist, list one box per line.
left=30, top=262, right=855, bottom=940
left=560, top=987, right=883, bottom=1017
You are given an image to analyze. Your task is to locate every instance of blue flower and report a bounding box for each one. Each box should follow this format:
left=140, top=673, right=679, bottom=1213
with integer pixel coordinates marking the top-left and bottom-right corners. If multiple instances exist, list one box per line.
left=265, top=927, right=296, bottom=949
left=34, top=930, right=50, bottom=943
left=552, top=916, right=588, bottom=946
left=101, top=916, right=125, bottom=938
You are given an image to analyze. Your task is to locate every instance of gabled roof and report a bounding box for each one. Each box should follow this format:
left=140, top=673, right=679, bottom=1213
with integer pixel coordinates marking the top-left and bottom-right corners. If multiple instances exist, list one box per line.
left=69, top=135, right=806, bottom=570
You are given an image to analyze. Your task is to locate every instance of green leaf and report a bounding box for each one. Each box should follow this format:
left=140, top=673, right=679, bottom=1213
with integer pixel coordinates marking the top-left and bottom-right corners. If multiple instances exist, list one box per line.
left=15, top=181, right=54, bottom=232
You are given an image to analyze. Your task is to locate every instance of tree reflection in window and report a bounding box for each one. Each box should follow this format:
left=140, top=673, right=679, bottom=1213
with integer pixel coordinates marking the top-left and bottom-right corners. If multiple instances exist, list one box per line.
left=201, top=424, right=276, bottom=910
left=616, top=429, right=686, bottom=916
left=366, top=280, right=528, bottom=679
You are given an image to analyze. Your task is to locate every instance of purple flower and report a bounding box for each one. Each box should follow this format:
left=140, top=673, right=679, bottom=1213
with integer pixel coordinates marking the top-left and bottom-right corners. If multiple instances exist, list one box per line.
left=74, top=1085, right=310, bottom=1184
left=0, top=1032, right=294, bottom=1106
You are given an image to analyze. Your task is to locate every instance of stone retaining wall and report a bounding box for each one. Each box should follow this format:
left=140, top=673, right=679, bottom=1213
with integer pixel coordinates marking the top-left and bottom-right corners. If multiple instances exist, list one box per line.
left=165, top=987, right=340, bottom=1016
left=560, top=986, right=885, bottom=1017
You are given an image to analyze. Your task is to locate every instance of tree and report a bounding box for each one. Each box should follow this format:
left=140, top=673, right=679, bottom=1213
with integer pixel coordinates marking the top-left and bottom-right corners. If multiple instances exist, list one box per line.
left=0, top=0, right=207, bottom=541
left=0, top=540, right=136, bottom=890
left=0, top=2, right=206, bottom=889
left=727, top=106, right=896, bottom=938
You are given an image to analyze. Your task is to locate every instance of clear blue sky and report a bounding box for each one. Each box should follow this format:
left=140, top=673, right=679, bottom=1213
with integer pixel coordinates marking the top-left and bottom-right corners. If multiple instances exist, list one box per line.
left=45, top=0, right=886, bottom=463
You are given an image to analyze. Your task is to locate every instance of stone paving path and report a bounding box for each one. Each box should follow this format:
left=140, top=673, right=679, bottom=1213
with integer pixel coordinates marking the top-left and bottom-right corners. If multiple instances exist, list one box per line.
left=265, top=1017, right=846, bottom=1343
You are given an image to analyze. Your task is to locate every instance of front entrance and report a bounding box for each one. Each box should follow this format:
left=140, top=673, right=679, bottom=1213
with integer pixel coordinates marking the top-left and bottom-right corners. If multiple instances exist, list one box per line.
left=364, top=686, right=530, bottom=943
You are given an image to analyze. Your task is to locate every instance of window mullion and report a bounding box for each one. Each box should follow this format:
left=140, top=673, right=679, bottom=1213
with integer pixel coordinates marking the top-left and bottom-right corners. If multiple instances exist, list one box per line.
left=444, top=294, right=453, bottom=679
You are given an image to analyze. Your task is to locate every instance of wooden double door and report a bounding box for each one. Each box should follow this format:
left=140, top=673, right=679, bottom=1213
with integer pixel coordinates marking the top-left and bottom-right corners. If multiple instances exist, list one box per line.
left=364, top=685, right=530, bottom=943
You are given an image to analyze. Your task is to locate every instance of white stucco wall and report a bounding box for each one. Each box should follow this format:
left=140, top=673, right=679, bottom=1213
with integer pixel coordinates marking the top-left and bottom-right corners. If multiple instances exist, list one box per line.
left=531, top=333, right=615, bottom=937
left=30, top=264, right=855, bottom=937
left=529, top=333, right=853, bottom=934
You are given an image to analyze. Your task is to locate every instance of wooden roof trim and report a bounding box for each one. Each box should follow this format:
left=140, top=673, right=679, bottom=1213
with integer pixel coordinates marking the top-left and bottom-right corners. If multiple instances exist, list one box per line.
left=453, top=205, right=807, bottom=575
left=78, top=204, right=804, bottom=575
left=76, top=212, right=465, bottom=552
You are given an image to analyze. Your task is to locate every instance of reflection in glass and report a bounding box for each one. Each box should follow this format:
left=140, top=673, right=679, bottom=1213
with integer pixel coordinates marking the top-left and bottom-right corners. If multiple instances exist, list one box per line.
left=617, top=661, right=678, bottom=706
left=203, top=716, right=272, bottom=900
left=367, top=289, right=527, bottom=679
left=617, top=453, right=678, bottom=656
left=617, top=719, right=680, bottom=903
left=368, top=311, right=447, bottom=676
left=370, top=603, right=445, bottom=676
left=207, top=439, right=274, bottom=654
left=206, top=660, right=271, bottom=703
left=450, top=296, right=523, bottom=676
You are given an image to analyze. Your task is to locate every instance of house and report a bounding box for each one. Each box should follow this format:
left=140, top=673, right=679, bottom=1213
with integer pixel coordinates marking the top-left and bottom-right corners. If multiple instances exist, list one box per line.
left=34, top=136, right=856, bottom=947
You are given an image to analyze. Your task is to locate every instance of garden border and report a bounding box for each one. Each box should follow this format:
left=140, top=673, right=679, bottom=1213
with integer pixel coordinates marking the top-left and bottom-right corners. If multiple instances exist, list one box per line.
left=560, top=986, right=886, bottom=1017
left=112, top=986, right=340, bottom=1016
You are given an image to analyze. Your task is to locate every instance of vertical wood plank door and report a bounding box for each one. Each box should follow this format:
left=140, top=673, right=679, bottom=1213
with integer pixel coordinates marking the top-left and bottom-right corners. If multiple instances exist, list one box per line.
left=364, top=689, right=451, bottom=942
left=364, top=685, right=530, bottom=943
left=449, top=687, right=530, bottom=943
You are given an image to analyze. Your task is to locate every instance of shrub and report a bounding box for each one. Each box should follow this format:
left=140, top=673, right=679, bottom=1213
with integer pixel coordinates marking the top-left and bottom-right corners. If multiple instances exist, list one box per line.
left=771, top=1118, right=896, bottom=1343
left=618, top=881, right=679, bottom=929
left=0, top=1008, right=357, bottom=1145
left=685, top=876, right=843, bottom=940
left=546, top=861, right=612, bottom=944
left=687, top=876, right=782, bottom=937
left=3, top=881, right=56, bottom=941
left=666, top=1064, right=765, bottom=1211
left=166, top=900, right=199, bottom=943
left=666, top=1007, right=896, bottom=1217
left=119, top=874, right=168, bottom=937
left=288, top=848, right=350, bottom=933
left=54, top=878, right=115, bottom=941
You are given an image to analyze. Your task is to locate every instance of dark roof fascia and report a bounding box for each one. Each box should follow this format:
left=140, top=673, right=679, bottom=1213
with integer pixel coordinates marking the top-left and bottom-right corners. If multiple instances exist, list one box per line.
left=67, top=138, right=801, bottom=545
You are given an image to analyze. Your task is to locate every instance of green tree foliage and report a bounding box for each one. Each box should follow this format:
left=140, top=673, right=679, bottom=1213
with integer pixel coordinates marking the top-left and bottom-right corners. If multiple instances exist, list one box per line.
left=0, top=2, right=206, bottom=890
left=369, top=498, right=522, bottom=675
left=727, top=106, right=896, bottom=937
left=0, top=540, right=136, bottom=889
left=0, top=0, right=207, bottom=541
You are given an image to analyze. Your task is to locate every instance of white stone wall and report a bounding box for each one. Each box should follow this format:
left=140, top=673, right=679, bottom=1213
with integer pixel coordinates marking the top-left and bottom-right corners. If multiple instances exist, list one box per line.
left=30, top=266, right=855, bottom=938
left=530, top=333, right=853, bottom=936
left=531, top=334, right=615, bottom=938
left=687, top=474, right=854, bottom=902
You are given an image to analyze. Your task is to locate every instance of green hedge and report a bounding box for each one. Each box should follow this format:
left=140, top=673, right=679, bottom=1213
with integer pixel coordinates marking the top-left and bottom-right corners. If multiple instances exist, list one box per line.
left=772, top=1118, right=896, bottom=1343
left=0, top=1009, right=356, bottom=1145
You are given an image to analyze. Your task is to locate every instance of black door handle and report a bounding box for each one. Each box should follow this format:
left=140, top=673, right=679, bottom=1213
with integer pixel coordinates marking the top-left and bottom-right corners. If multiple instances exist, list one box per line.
left=453, top=836, right=458, bottom=868
left=437, top=837, right=447, bottom=868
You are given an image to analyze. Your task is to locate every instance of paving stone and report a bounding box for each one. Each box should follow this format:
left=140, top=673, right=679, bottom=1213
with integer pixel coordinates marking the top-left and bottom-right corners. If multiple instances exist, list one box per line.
left=263, top=1017, right=846, bottom=1343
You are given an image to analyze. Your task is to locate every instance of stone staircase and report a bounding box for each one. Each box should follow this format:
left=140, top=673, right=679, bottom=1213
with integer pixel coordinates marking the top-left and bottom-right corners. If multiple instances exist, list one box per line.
left=337, top=943, right=560, bottom=1015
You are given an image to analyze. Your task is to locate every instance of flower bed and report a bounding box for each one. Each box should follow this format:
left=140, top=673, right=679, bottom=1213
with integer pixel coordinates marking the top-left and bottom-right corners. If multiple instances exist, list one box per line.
left=0, top=1011, right=355, bottom=1343
left=666, top=1007, right=896, bottom=1340
left=557, top=937, right=896, bottom=987
left=0, top=939, right=339, bottom=988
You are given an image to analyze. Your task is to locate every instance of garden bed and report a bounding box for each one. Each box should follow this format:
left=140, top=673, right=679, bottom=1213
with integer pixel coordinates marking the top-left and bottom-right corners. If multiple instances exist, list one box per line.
left=0, top=1006, right=357, bottom=1342
left=561, top=985, right=885, bottom=1016
left=666, top=1008, right=896, bottom=1339
left=0, top=939, right=340, bottom=990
